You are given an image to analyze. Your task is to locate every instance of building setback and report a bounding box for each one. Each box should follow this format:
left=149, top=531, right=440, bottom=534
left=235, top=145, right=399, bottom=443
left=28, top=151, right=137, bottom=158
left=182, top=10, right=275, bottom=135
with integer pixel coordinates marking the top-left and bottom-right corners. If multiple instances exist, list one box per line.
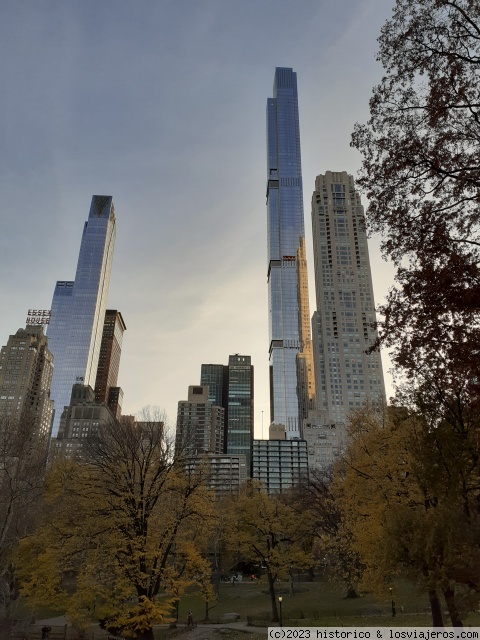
left=0, top=326, right=54, bottom=438
left=309, top=171, right=385, bottom=467
left=266, top=67, right=314, bottom=438
left=47, top=196, right=116, bottom=437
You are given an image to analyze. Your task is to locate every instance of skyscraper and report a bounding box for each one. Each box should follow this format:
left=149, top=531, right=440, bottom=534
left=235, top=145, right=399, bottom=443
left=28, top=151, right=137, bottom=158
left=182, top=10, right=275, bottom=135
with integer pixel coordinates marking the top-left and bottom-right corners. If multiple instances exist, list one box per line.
left=200, top=355, right=254, bottom=472
left=48, top=196, right=116, bottom=437
left=226, top=354, right=254, bottom=471
left=311, top=171, right=385, bottom=430
left=94, top=310, right=126, bottom=417
left=266, top=67, right=314, bottom=439
left=0, top=326, right=54, bottom=438
left=200, top=364, right=227, bottom=408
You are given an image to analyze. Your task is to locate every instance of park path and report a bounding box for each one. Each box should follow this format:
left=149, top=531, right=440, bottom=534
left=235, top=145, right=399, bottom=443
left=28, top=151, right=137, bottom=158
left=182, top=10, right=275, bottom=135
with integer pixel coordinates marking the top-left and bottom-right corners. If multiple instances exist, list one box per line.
left=36, top=615, right=268, bottom=639
left=179, top=621, right=268, bottom=638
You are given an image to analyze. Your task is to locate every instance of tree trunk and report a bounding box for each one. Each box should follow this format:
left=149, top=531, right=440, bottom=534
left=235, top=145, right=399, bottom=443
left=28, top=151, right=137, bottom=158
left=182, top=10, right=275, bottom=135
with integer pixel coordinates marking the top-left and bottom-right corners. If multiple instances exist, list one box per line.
left=428, top=589, right=444, bottom=627
left=345, top=586, right=359, bottom=599
left=267, top=571, right=279, bottom=622
left=443, top=586, right=463, bottom=627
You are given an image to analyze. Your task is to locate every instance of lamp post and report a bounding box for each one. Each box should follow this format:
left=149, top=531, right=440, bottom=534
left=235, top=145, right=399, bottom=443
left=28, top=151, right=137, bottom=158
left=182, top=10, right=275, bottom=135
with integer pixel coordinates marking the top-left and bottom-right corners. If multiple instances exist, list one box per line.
left=278, top=596, right=283, bottom=627
left=389, top=586, right=396, bottom=617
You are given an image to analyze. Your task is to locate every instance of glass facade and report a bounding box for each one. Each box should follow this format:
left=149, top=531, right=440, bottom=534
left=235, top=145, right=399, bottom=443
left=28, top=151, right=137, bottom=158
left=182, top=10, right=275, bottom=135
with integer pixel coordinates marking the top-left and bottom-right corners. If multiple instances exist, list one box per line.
left=200, top=364, right=227, bottom=407
left=200, top=356, right=253, bottom=473
left=267, top=68, right=312, bottom=438
left=252, top=439, right=308, bottom=494
left=311, top=172, right=385, bottom=427
left=48, top=196, right=116, bottom=437
left=226, top=355, right=253, bottom=472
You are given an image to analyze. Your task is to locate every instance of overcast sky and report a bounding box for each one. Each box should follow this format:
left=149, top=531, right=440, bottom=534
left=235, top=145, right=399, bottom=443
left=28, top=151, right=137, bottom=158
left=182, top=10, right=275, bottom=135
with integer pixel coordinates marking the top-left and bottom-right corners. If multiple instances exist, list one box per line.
left=0, top=0, right=397, bottom=436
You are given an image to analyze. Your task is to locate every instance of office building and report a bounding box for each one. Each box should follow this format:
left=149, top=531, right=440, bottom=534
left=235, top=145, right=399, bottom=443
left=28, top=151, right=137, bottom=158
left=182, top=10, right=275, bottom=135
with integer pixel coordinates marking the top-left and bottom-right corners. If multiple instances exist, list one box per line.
left=252, top=438, right=308, bottom=494
left=200, top=364, right=227, bottom=408
left=48, top=196, right=116, bottom=437
left=0, top=326, right=54, bottom=438
left=226, top=354, right=254, bottom=471
left=200, top=355, right=254, bottom=473
left=175, top=385, right=224, bottom=456
left=310, top=171, right=385, bottom=456
left=266, top=67, right=314, bottom=438
left=94, top=310, right=126, bottom=418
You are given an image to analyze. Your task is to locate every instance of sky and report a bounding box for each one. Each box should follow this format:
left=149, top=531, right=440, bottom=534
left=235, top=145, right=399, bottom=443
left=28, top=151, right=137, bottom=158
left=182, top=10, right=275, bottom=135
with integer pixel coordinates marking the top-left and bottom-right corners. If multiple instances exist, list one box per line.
left=0, top=0, right=397, bottom=436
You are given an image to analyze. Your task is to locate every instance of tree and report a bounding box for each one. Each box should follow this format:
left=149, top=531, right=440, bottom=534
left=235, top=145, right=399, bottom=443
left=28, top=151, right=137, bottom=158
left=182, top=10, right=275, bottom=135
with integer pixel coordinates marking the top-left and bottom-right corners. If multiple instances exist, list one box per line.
left=17, top=415, right=215, bottom=640
left=334, top=402, right=480, bottom=626
left=292, top=469, right=364, bottom=598
left=0, top=414, right=47, bottom=634
left=226, top=482, right=313, bottom=623
left=351, top=0, right=480, bottom=375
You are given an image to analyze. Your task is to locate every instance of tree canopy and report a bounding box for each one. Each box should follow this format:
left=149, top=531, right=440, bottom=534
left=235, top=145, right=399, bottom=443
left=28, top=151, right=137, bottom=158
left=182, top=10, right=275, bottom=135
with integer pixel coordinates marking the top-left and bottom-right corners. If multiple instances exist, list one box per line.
left=226, top=482, right=313, bottom=622
left=17, top=417, right=214, bottom=640
left=351, top=0, right=480, bottom=376
left=0, top=415, right=47, bottom=634
left=334, top=402, right=480, bottom=626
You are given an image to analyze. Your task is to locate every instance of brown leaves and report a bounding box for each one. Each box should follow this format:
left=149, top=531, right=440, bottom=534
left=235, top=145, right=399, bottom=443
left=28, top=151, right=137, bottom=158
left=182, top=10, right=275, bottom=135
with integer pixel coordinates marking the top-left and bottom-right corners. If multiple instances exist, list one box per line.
left=352, top=0, right=480, bottom=382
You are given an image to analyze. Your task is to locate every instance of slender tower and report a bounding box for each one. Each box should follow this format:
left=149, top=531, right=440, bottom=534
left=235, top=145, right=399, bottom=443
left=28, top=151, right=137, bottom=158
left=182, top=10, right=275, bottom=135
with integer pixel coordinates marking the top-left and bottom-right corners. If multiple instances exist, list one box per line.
left=48, top=196, right=116, bottom=437
left=266, top=67, right=314, bottom=438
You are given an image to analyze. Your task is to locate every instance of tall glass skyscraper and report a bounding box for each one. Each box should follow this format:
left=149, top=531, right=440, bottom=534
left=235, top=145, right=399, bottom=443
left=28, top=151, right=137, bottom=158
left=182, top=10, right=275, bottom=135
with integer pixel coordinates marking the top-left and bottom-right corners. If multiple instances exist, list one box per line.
left=266, top=67, right=314, bottom=439
left=48, top=196, right=116, bottom=437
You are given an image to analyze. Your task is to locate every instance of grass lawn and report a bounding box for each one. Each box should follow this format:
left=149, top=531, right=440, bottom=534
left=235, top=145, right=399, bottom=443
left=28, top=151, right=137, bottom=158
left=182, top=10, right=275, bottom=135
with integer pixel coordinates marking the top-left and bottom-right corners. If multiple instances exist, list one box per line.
left=172, top=577, right=480, bottom=629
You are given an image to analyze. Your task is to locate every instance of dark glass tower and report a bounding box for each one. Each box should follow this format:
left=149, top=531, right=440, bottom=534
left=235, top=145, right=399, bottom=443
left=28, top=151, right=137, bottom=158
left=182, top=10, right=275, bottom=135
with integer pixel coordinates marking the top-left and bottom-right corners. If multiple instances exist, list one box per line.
left=48, top=196, right=116, bottom=437
left=94, top=310, right=126, bottom=417
left=226, top=355, right=254, bottom=471
left=200, top=355, right=254, bottom=473
left=266, top=68, right=313, bottom=438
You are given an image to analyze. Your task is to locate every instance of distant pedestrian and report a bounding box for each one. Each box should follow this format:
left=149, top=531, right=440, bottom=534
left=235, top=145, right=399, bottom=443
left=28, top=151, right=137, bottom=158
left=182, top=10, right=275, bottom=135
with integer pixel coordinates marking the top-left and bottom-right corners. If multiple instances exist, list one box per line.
left=187, top=611, right=194, bottom=626
left=41, top=626, right=51, bottom=639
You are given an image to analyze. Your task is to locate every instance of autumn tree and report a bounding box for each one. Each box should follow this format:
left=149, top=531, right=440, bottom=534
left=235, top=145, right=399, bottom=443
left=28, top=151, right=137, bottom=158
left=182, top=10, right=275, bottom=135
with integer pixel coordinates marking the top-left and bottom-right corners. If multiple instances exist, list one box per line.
left=334, top=402, right=480, bottom=627
left=226, top=482, right=313, bottom=622
left=292, top=469, right=364, bottom=598
left=17, top=415, right=215, bottom=640
left=351, top=0, right=480, bottom=376
left=0, top=414, right=47, bottom=634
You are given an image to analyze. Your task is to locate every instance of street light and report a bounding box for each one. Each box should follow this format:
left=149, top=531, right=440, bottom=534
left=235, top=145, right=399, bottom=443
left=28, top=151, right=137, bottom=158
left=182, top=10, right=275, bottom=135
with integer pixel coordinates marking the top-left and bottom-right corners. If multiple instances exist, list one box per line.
left=389, top=586, right=396, bottom=617
left=278, top=596, right=283, bottom=627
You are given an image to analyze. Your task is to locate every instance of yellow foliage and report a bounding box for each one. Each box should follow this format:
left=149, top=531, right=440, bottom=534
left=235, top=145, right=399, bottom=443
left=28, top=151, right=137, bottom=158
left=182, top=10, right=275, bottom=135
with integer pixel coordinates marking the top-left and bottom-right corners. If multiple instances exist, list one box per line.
left=333, top=404, right=480, bottom=601
left=17, top=419, right=216, bottom=638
